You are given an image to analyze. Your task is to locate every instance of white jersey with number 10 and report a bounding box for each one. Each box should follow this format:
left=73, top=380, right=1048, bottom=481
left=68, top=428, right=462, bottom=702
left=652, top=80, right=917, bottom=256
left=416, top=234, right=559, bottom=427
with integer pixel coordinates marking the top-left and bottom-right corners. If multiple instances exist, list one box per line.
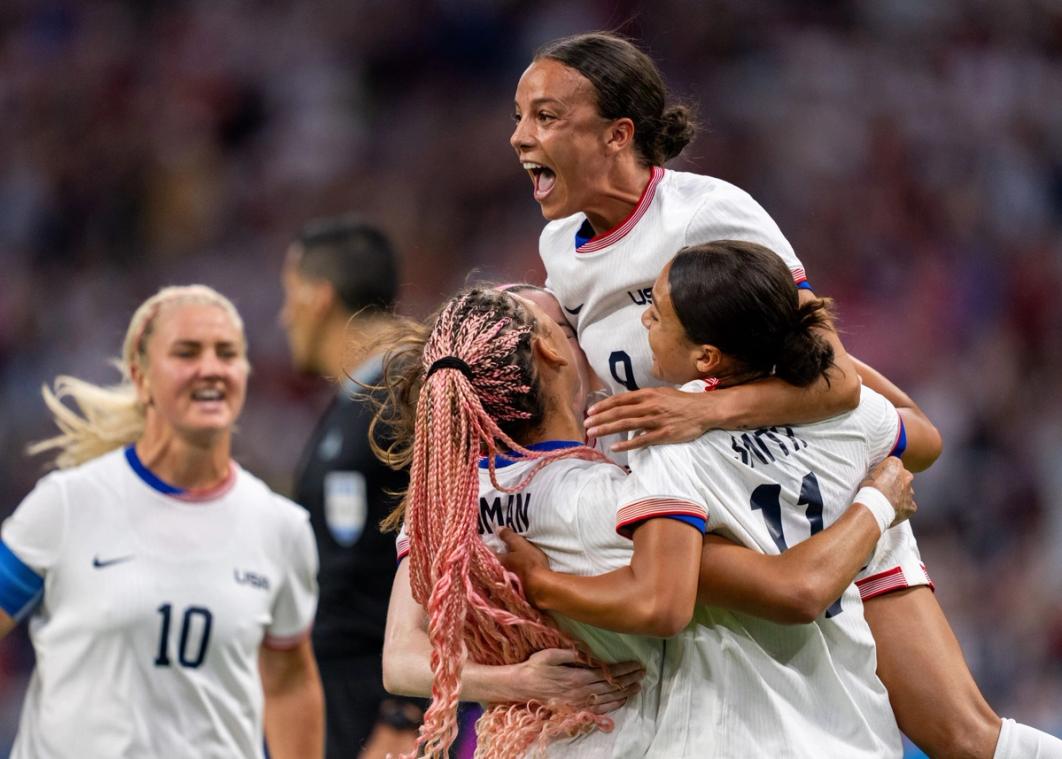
left=0, top=447, right=318, bottom=759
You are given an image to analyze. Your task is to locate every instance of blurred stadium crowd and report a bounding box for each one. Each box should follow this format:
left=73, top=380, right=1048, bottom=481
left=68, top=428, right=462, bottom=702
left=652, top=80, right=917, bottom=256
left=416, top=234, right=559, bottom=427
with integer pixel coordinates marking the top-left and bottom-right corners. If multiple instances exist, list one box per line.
left=1, top=0, right=1060, bottom=751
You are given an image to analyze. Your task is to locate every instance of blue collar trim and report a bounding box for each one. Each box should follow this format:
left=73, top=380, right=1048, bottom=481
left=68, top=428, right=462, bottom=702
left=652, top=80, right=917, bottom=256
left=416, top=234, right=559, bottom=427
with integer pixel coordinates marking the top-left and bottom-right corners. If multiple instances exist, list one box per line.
left=124, top=445, right=185, bottom=495
left=479, top=440, right=583, bottom=469
left=574, top=219, right=594, bottom=249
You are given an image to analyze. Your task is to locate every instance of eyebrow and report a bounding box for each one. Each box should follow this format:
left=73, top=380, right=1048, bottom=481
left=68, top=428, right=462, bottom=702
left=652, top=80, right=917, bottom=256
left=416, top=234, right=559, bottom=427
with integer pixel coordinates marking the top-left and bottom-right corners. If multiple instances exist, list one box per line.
left=171, top=339, right=239, bottom=348
left=517, top=97, right=566, bottom=109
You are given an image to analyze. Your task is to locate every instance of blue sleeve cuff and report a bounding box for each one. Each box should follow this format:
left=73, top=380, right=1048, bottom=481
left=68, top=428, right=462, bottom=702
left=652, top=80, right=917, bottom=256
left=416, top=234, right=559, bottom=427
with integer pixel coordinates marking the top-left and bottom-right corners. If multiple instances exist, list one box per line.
left=0, top=540, right=43, bottom=622
left=666, top=514, right=708, bottom=532
left=889, top=418, right=908, bottom=459
left=617, top=512, right=707, bottom=538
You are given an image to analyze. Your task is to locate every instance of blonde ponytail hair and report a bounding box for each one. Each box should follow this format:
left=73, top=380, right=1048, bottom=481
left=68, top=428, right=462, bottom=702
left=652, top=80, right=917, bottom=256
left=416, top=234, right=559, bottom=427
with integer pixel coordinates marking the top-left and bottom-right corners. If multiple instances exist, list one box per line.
left=29, top=285, right=246, bottom=469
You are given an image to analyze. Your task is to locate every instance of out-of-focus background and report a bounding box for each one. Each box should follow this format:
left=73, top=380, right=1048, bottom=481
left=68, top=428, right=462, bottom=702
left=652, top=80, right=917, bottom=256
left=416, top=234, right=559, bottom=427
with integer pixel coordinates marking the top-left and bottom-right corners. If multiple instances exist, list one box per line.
left=0, top=0, right=1060, bottom=754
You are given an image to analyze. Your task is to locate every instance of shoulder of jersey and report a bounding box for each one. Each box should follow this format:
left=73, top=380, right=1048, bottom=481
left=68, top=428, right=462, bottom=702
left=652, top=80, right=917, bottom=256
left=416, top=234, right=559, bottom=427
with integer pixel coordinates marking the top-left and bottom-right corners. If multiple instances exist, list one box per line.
left=663, top=168, right=749, bottom=206
left=42, top=446, right=127, bottom=490
left=854, top=383, right=894, bottom=417
left=540, top=213, right=586, bottom=247
left=226, top=464, right=311, bottom=524
left=549, top=455, right=622, bottom=482
left=483, top=454, right=619, bottom=486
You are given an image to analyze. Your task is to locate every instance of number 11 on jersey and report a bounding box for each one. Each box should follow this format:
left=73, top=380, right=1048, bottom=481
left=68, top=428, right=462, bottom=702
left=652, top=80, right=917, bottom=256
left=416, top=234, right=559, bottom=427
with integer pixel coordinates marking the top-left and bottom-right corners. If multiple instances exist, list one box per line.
left=750, top=471, right=843, bottom=618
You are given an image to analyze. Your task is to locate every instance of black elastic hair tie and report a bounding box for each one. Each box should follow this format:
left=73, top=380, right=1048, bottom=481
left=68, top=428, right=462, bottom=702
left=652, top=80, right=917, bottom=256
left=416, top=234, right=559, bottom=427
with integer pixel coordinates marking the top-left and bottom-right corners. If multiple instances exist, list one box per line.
left=426, top=356, right=474, bottom=380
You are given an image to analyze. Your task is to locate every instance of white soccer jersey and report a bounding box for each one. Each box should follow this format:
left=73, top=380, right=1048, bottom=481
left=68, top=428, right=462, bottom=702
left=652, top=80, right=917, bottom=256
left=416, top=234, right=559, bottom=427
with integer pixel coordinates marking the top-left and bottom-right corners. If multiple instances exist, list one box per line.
left=397, top=441, right=708, bottom=759
left=0, top=446, right=318, bottom=759
left=539, top=166, right=931, bottom=590
left=541, top=167, right=807, bottom=395
left=632, top=384, right=905, bottom=758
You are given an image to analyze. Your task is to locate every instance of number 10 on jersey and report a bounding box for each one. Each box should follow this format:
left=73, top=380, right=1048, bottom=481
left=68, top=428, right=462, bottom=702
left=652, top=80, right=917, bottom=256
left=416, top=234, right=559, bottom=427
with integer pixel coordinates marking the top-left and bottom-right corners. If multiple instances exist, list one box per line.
left=155, top=603, right=213, bottom=668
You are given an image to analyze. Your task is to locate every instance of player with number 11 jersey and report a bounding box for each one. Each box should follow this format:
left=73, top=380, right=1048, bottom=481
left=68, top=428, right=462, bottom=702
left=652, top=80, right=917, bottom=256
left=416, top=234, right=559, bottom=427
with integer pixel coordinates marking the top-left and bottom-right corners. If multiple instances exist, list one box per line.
left=639, top=381, right=906, bottom=757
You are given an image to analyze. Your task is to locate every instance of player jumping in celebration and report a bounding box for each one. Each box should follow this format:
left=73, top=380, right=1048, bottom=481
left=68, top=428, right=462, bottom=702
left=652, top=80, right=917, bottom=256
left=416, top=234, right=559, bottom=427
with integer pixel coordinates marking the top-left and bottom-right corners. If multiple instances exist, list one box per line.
left=0, top=285, right=323, bottom=759
left=510, top=31, right=1061, bottom=759
left=376, top=284, right=917, bottom=757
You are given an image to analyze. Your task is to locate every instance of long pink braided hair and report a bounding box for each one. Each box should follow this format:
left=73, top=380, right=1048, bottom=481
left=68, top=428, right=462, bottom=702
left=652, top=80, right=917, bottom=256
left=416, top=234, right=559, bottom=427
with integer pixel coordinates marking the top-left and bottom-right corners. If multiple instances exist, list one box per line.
left=376, top=288, right=616, bottom=758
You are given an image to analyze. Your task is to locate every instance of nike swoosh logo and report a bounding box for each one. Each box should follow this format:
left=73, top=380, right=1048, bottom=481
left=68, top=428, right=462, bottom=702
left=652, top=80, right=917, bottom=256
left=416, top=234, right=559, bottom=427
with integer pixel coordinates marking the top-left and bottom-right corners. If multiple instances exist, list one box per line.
left=564, top=303, right=584, bottom=315
left=93, top=555, right=134, bottom=569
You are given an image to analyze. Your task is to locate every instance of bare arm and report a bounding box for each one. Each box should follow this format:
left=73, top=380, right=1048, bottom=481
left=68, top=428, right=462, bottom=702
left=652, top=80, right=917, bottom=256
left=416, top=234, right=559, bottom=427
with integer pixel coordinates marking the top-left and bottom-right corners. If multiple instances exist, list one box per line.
left=382, top=559, right=643, bottom=710
left=501, top=459, right=912, bottom=630
left=500, top=519, right=703, bottom=637
left=586, top=289, right=861, bottom=452
left=259, top=637, right=325, bottom=759
left=697, top=457, right=914, bottom=624
left=851, top=356, right=943, bottom=471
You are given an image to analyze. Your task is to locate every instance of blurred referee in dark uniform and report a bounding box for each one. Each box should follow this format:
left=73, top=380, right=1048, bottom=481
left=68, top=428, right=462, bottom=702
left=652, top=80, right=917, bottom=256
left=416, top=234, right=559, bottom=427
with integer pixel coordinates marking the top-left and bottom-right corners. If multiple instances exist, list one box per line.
left=280, top=216, right=421, bottom=758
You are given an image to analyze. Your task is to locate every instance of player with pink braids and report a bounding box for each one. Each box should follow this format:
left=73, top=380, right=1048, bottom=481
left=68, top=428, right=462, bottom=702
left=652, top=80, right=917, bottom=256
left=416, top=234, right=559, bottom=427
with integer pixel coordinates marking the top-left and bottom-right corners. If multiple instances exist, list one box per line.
left=381, top=288, right=641, bottom=758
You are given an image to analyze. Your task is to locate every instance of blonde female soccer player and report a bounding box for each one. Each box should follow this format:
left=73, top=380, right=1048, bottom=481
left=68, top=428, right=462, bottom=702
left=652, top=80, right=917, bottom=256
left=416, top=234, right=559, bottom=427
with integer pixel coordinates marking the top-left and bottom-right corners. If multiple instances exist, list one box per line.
left=0, top=285, right=323, bottom=759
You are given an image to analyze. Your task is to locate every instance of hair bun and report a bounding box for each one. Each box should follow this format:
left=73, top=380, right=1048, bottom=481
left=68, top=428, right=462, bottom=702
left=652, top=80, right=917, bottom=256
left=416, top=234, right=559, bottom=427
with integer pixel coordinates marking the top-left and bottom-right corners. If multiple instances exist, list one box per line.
left=773, top=301, right=835, bottom=387
left=656, top=105, right=696, bottom=162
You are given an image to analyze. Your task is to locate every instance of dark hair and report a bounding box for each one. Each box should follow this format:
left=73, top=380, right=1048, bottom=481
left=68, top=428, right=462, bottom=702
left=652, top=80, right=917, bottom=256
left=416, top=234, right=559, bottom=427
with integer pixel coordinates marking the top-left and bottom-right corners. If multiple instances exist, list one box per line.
left=535, top=32, right=696, bottom=166
left=667, top=241, right=835, bottom=387
left=293, top=214, right=398, bottom=314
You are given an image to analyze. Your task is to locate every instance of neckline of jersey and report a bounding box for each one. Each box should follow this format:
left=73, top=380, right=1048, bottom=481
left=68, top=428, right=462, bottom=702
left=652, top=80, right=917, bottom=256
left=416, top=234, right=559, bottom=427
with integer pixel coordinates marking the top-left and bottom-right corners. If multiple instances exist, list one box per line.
left=478, top=440, right=583, bottom=469
left=575, top=166, right=665, bottom=254
left=124, top=445, right=237, bottom=502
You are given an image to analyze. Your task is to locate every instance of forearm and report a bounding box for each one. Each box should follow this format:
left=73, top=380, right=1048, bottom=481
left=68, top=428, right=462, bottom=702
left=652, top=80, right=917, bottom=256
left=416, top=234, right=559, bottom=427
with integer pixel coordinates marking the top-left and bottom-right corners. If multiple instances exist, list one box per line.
left=384, top=560, right=544, bottom=703
left=384, top=630, right=532, bottom=703
left=698, top=503, right=882, bottom=624
left=709, top=368, right=858, bottom=430
left=850, top=356, right=918, bottom=409
left=529, top=565, right=675, bottom=636
left=528, top=521, right=700, bottom=637
left=261, top=645, right=324, bottom=759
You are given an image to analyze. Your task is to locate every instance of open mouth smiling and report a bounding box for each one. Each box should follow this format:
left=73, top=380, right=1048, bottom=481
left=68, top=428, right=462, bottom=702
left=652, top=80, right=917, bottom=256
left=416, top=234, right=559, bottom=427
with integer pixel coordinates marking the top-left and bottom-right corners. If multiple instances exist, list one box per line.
left=522, top=161, right=557, bottom=201
left=191, top=387, right=226, bottom=403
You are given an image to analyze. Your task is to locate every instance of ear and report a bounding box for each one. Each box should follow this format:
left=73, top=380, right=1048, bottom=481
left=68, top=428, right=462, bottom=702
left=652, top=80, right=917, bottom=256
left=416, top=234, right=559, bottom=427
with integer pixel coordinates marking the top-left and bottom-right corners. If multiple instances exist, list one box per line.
left=604, top=117, right=635, bottom=155
left=693, top=344, right=725, bottom=377
left=129, top=362, right=152, bottom=407
left=531, top=334, right=569, bottom=371
left=308, top=280, right=338, bottom=317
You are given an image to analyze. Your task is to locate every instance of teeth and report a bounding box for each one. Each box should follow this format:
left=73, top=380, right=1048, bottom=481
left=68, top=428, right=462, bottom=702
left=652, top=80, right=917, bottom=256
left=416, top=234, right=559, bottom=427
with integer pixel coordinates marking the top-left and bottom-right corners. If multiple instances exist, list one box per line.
left=522, top=162, right=545, bottom=170
left=192, top=389, right=223, bottom=401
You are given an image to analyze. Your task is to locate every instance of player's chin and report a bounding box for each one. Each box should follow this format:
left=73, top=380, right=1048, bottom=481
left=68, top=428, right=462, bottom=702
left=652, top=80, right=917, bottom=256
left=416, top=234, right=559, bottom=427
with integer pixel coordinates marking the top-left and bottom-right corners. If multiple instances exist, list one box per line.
left=183, top=408, right=238, bottom=434
left=537, top=191, right=572, bottom=221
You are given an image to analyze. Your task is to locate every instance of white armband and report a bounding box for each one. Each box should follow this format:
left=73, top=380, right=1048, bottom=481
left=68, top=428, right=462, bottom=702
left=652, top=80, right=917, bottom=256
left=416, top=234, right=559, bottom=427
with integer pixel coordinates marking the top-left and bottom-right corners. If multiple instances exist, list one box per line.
left=854, top=486, right=896, bottom=535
